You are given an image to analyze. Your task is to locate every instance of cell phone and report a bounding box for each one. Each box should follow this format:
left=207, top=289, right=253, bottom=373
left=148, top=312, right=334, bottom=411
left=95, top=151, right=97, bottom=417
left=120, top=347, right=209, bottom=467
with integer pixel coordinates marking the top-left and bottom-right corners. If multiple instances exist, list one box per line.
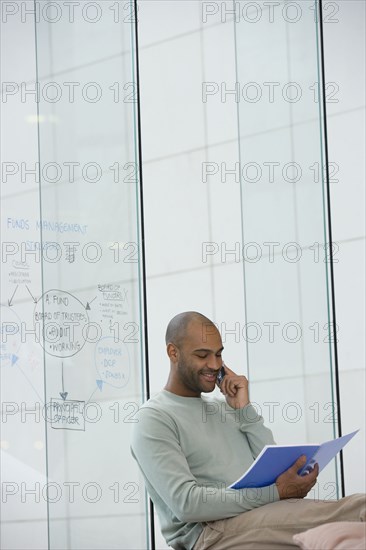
left=217, top=365, right=226, bottom=385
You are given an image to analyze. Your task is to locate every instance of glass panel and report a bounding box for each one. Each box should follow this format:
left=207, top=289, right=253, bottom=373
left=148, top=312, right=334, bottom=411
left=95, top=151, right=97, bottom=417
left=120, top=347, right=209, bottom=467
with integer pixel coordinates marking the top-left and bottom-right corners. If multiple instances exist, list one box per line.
left=235, top=0, right=339, bottom=498
left=34, top=1, right=149, bottom=548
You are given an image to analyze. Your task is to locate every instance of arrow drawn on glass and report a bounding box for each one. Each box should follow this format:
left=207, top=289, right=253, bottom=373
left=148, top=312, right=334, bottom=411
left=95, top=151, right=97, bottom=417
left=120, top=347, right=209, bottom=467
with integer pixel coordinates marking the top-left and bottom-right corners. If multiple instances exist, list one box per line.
left=59, top=362, right=68, bottom=400
left=85, top=296, right=97, bottom=310
left=8, top=285, right=18, bottom=306
left=26, top=285, right=38, bottom=303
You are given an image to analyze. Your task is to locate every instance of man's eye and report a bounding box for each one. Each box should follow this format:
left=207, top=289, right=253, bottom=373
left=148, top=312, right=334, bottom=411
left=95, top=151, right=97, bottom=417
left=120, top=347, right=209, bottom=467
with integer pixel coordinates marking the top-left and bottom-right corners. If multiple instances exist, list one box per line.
left=197, top=354, right=208, bottom=359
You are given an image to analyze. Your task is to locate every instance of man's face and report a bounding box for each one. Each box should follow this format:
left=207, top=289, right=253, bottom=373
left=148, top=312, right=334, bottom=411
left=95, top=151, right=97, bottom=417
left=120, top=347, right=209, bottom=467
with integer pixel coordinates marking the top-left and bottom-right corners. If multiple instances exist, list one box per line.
left=175, top=321, right=224, bottom=396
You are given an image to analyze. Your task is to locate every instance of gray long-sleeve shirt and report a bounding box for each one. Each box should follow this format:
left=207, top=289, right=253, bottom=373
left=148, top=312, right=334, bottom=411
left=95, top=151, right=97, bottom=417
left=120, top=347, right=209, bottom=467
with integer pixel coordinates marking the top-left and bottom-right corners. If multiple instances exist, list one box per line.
left=131, top=390, right=280, bottom=549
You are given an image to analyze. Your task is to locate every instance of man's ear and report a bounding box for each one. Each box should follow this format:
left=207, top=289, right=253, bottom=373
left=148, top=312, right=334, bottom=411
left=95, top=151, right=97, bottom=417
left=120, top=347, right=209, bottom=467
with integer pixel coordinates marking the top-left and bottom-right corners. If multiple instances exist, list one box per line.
left=167, top=343, right=179, bottom=363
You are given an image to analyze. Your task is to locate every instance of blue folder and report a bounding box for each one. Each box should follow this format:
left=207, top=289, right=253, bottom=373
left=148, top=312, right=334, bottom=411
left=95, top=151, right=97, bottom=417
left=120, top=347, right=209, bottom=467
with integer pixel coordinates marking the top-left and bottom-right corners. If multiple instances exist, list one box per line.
left=228, top=430, right=358, bottom=489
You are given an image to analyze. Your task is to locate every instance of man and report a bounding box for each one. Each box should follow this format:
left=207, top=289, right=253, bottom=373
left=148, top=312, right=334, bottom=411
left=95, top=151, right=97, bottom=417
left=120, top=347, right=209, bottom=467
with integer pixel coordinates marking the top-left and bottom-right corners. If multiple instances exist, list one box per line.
left=131, top=312, right=365, bottom=549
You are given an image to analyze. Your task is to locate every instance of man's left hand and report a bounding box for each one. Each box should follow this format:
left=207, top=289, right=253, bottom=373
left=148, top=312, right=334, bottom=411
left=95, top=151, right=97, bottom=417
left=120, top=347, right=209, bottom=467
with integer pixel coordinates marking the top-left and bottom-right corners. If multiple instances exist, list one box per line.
left=217, top=364, right=249, bottom=409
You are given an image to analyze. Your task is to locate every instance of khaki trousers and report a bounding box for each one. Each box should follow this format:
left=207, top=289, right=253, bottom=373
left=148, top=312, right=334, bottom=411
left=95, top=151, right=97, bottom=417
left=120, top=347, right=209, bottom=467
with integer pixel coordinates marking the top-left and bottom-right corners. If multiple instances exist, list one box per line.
left=193, top=494, right=366, bottom=550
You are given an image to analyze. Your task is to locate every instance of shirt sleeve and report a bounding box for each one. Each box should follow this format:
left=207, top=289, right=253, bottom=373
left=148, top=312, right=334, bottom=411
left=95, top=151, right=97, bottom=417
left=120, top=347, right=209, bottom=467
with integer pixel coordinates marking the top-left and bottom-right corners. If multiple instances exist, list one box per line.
left=237, top=403, right=277, bottom=458
left=131, top=404, right=280, bottom=523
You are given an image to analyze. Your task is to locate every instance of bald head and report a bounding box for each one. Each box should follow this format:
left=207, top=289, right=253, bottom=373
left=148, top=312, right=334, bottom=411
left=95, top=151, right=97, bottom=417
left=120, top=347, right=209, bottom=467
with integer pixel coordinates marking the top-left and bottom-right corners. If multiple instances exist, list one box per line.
left=164, top=312, right=224, bottom=396
left=165, top=311, right=217, bottom=348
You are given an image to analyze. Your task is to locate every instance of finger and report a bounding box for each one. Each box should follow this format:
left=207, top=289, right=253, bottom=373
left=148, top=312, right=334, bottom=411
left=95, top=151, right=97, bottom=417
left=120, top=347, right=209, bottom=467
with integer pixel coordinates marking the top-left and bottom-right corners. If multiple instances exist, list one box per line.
left=310, top=477, right=317, bottom=488
left=292, top=455, right=307, bottom=472
left=304, top=479, right=317, bottom=496
left=227, top=379, right=235, bottom=391
left=306, top=463, right=319, bottom=481
left=221, top=363, right=236, bottom=375
left=219, top=376, right=228, bottom=391
left=301, top=462, right=318, bottom=478
left=303, top=473, right=317, bottom=488
left=300, top=475, right=318, bottom=496
left=229, top=379, right=241, bottom=396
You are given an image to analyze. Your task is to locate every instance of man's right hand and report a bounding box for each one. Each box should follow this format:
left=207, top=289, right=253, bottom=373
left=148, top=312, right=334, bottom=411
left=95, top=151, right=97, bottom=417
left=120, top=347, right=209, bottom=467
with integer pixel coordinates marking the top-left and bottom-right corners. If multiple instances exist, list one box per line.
left=275, top=456, right=319, bottom=499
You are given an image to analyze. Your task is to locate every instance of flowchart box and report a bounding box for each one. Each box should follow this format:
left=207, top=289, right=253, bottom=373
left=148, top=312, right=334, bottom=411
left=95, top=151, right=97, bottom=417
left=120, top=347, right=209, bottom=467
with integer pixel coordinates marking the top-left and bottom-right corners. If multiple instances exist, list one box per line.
left=50, top=398, right=85, bottom=431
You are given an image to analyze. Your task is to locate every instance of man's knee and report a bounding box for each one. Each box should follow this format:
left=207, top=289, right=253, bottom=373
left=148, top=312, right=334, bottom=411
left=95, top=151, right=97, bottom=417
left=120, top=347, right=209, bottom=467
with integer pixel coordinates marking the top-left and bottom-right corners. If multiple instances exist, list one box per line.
left=340, top=493, right=366, bottom=521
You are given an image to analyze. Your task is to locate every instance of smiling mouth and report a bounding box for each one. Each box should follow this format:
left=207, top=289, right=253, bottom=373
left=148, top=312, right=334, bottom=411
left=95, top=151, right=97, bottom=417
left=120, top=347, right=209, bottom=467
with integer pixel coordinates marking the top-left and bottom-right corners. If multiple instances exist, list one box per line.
left=200, top=372, right=217, bottom=381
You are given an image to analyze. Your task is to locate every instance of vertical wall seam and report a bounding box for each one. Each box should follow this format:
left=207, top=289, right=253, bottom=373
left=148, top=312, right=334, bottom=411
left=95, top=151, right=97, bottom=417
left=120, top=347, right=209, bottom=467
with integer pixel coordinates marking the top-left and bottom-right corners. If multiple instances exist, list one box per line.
left=133, top=0, right=155, bottom=547
left=318, top=0, right=345, bottom=497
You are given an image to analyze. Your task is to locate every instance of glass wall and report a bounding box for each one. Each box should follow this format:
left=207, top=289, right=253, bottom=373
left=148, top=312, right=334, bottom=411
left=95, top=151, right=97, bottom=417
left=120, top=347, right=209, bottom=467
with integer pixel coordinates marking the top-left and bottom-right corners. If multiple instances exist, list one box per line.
left=234, top=0, right=340, bottom=497
left=34, top=2, right=149, bottom=548
left=1, top=1, right=346, bottom=549
left=1, top=1, right=150, bottom=549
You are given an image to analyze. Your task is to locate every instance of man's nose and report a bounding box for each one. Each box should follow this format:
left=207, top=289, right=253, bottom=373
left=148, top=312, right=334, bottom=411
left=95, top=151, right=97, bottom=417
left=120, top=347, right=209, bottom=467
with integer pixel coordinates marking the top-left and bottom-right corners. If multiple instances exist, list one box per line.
left=206, top=356, right=220, bottom=370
